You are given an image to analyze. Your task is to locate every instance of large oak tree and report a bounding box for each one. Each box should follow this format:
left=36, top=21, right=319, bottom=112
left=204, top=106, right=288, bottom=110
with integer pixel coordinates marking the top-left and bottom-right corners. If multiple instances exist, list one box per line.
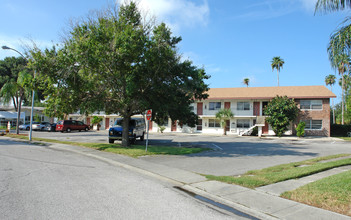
left=30, top=2, right=209, bottom=146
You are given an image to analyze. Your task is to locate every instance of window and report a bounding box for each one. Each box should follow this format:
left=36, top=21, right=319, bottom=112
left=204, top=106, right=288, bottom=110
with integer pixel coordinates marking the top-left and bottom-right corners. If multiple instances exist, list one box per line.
left=300, top=100, right=322, bottom=110
left=209, top=102, right=221, bottom=110
left=304, top=120, right=322, bottom=130
left=237, top=102, right=250, bottom=111
left=209, top=119, right=221, bottom=128
left=237, top=119, right=250, bottom=128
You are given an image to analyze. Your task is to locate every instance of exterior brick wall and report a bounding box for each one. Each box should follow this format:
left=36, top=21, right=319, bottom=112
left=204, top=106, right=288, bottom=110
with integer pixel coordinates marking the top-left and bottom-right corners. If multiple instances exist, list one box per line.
left=295, top=99, right=331, bottom=137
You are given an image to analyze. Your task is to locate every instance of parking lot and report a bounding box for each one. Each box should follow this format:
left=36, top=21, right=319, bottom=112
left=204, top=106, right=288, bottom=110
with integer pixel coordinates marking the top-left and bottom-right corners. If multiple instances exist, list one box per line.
left=19, top=130, right=351, bottom=176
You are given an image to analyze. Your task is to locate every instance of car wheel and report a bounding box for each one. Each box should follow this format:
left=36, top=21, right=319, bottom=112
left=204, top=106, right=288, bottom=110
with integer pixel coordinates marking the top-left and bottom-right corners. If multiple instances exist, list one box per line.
left=85, top=127, right=89, bottom=131
left=66, top=128, right=71, bottom=132
left=109, top=139, right=114, bottom=144
left=140, top=133, right=145, bottom=141
left=26, top=127, right=30, bottom=131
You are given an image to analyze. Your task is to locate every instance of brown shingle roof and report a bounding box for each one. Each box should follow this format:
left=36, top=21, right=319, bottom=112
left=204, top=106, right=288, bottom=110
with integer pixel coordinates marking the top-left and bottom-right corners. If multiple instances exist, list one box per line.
left=206, top=86, right=336, bottom=100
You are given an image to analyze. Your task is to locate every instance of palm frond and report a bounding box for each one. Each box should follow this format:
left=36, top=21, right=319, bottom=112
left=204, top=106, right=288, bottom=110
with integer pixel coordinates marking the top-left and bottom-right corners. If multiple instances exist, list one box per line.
left=315, top=0, right=351, bottom=14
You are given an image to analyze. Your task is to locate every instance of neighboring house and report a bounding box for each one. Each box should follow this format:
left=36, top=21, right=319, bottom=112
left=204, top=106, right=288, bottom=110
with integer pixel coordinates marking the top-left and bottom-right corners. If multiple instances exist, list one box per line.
left=0, top=106, right=51, bottom=126
left=69, top=85, right=336, bottom=137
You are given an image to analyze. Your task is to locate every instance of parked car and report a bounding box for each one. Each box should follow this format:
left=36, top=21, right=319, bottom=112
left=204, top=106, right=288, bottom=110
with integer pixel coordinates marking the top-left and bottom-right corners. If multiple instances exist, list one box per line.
left=108, top=118, right=145, bottom=144
left=43, top=123, right=57, bottom=132
left=56, top=120, right=90, bottom=132
left=19, top=122, right=39, bottom=130
left=32, top=122, right=51, bottom=131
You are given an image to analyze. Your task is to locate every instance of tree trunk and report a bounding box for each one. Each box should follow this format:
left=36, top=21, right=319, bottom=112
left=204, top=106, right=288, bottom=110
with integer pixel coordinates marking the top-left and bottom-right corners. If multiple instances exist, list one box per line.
left=16, top=96, right=22, bottom=135
left=277, top=70, right=279, bottom=87
left=331, top=86, right=335, bottom=124
left=342, top=73, right=345, bottom=125
left=122, top=114, right=131, bottom=147
left=222, top=121, right=227, bottom=135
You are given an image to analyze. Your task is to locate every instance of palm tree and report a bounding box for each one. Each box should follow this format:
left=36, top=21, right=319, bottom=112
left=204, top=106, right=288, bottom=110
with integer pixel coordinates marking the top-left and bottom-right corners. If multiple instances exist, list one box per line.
left=325, top=74, right=336, bottom=124
left=271, top=56, right=284, bottom=87
left=243, top=78, right=250, bottom=87
left=333, top=54, right=349, bottom=124
left=315, top=0, right=351, bottom=124
left=0, top=71, right=32, bottom=134
left=215, top=108, right=234, bottom=135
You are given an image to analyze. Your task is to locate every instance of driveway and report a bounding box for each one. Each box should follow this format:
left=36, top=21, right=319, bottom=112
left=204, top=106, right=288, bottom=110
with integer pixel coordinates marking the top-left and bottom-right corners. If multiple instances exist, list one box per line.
left=27, top=130, right=351, bottom=176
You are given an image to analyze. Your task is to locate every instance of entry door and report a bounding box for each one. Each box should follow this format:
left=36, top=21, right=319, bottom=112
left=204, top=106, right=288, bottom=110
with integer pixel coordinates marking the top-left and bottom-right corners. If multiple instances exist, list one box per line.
left=197, top=119, right=202, bottom=131
left=226, top=120, right=230, bottom=132
left=224, top=102, right=231, bottom=109
left=148, top=120, right=153, bottom=131
left=86, top=117, right=90, bottom=126
left=263, top=122, right=269, bottom=134
left=171, top=121, right=177, bottom=131
left=197, top=103, right=203, bottom=115
left=253, top=102, right=260, bottom=116
left=105, top=118, right=109, bottom=129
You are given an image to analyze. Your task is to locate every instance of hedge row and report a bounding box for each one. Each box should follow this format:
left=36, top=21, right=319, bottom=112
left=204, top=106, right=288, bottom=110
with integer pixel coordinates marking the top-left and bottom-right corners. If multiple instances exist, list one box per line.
left=331, top=124, right=351, bottom=137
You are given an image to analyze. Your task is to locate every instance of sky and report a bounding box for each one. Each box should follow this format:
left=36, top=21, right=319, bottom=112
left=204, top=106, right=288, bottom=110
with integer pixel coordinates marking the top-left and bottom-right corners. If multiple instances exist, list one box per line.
left=0, top=0, right=348, bottom=103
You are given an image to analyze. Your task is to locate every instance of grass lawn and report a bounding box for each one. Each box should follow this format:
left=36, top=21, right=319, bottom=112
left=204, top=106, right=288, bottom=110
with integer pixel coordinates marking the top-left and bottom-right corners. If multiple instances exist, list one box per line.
left=338, top=137, right=351, bottom=141
left=4, top=134, right=209, bottom=157
left=282, top=170, right=351, bottom=217
left=205, top=154, right=351, bottom=188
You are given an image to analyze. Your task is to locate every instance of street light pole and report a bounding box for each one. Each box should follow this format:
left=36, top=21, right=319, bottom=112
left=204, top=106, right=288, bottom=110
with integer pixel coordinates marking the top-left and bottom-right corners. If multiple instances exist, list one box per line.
left=2, top=45, right=35, bottom=141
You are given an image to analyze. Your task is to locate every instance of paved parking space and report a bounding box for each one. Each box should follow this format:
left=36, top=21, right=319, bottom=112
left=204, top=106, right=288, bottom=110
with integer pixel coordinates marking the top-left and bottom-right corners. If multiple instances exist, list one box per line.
left=23, top=130, right=351, bottom=176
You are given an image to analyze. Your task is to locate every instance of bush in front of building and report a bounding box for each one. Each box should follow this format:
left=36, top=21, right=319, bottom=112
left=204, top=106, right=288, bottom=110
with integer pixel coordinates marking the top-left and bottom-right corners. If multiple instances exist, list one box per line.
left=331, top=124, right=351, bottom=137
left=296, top=121, right=306, bottom=138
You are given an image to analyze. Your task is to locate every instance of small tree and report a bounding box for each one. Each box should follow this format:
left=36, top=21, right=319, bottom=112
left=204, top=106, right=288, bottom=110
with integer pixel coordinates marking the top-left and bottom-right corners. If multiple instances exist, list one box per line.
left=296, top=121, right=306, bottom=138
left=243, top=78, right=250, bottom=87
left=263, top=96, right=299, bottom=137
left=92, top=116, right=103, bottom=130
left=215, top=108, right=234, bottom=135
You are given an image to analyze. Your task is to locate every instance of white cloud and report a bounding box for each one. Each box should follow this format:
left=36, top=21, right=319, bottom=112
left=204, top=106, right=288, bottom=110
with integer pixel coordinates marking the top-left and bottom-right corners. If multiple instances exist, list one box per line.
left=121, top=0, right=209, bottom=31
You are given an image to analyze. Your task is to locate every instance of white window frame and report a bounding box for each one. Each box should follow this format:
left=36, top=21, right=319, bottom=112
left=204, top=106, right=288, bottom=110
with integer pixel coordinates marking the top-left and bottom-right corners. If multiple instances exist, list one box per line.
left=237, top=102, right=250, bottom=111
left=209, top=102, right=221, bottom=111
left=237, top=119, right=250, bottom=128
left=304, top=120, right=323, bottom=130
left=208, top=119, right=221, bottom=128
left=300, top=100, right=322, bottom=110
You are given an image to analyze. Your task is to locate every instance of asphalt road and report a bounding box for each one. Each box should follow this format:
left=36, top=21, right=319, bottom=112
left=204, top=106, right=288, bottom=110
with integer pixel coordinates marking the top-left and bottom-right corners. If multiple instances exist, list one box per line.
left=27, top=130, right=351, bottom=176
left=0, top=139, right=243, bottom=220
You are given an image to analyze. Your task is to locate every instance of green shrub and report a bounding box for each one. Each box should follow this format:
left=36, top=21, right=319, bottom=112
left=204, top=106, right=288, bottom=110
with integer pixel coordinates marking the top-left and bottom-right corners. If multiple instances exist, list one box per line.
left=331, top=124, right=351, bottom=137
left=159, top=126, right=166, bottom=133
left=250, top=126, right=258, bottom=136
left=296, top=121, right=305, bottom=137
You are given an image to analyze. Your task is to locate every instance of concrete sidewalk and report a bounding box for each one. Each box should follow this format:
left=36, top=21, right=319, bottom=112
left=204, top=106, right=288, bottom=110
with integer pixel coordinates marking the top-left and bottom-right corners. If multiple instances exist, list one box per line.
left=2, top=137, right=350, bottom=220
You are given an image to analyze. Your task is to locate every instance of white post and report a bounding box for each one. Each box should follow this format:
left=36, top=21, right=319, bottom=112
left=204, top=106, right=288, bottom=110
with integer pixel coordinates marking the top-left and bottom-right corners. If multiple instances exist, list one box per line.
left=258, top=126, right=262, bottom=137
left=145, top=120, right=149, bottom=152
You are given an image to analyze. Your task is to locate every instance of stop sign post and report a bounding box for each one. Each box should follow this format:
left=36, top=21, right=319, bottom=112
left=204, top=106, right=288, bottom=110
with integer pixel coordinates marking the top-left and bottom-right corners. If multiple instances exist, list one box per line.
left=145, top=109, right=152, bottom=152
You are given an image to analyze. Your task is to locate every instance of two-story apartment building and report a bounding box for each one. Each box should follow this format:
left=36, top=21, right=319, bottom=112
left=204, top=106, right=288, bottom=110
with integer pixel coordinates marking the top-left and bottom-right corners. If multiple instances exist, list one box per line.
left=149, top=85, right=336, bottom=137
left=69, top=85, right=336, bottom=137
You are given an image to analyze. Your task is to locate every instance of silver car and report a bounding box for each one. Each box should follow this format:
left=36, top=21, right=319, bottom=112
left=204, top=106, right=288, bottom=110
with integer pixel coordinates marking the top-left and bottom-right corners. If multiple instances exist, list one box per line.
left=32, top=122, right=51, bottom=131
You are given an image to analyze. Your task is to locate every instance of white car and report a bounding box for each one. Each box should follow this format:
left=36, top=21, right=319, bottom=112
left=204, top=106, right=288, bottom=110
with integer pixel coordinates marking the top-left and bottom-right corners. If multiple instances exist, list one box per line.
left=32, top=122, right=51, bottom=131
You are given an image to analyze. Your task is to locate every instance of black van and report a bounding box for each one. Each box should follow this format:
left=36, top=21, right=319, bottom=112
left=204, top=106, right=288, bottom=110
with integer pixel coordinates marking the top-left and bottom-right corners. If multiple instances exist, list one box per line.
left=108, top=118, right=146, bottom=144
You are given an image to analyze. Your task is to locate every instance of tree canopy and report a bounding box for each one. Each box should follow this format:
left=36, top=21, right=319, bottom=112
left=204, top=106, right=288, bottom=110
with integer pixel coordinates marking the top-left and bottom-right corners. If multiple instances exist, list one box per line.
left=29, top=2, right=209, bottom=146
left=263, top=96, right=299, bottom=137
